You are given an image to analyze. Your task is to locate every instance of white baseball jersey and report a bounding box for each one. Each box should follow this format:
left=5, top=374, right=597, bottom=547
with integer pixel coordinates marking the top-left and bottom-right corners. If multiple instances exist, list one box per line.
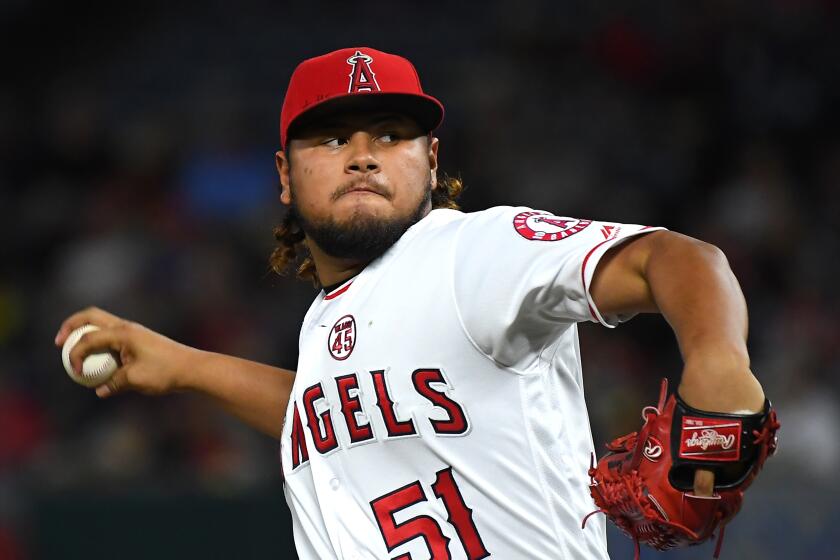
left=279, top=206, right=664, bottom=560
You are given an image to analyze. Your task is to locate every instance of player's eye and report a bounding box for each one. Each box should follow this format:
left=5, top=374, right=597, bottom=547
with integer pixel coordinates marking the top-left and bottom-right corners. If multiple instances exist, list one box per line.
left=322, top=137, right=348, bottom=148
left=376, top=132, right=399, bottom=144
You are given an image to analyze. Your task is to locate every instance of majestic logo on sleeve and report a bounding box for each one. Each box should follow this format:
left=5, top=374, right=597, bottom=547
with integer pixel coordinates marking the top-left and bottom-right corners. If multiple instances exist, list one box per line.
left=679, top=417, right=742, bottom=461
left=347, top=50, right=380, bottom=93
left=328, top=314, right=356, bottom=360
left=513, top=211, right=592, bottom=241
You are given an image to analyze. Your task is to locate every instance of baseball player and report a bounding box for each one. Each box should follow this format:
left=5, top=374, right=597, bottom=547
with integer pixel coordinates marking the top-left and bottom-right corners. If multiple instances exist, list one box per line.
left=56, top=47, right=775, bottom=559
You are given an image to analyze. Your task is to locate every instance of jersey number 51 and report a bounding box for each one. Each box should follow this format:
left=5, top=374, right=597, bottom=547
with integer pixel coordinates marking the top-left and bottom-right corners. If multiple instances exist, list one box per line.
left=370, top=466, right=490, bottom=559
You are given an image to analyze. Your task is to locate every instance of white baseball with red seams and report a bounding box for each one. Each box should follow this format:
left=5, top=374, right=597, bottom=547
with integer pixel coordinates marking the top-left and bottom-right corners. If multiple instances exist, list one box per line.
left=61, top=324, right=120, bottom=388
left=280, top=206, right=664, bottom=560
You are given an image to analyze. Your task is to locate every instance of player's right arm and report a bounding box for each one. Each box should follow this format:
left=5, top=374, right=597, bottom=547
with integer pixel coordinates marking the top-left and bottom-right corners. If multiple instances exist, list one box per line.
left=55, top=307, right=293, bottom=439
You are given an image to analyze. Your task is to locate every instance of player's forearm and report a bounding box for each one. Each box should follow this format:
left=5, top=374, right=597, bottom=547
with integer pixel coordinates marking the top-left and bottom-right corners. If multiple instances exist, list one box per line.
left=178, top=350, right=294, bottom=439
left=643, top=233, right=765, bottom=413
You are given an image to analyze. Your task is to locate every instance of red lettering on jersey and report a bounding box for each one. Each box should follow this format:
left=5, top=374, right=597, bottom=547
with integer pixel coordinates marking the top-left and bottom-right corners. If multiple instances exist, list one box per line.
left=290, top=401, right=309, bottom=469
left=335, top=373, right=375, bottom=444
left=303, top=383, right=339, bottom=454
left=412, top=369, right=469, bottom=435
left=347, top=50, right=380, bottom=93
left=371, top=370, right=417, bottom=437
left=371, top=480, right=451, bottom=559
left=432, top=468, right=490, bottom=559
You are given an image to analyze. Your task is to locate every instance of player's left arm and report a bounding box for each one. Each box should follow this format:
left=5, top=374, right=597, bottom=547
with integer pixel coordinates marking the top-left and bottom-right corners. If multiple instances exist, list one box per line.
left=589, top=230, right=766, bottom=493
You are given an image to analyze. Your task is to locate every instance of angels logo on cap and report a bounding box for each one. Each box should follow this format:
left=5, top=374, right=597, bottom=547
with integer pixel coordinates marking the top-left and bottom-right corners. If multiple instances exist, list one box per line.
left=513, top=211, right=592, bottom=241
left=279, top=46, right=445, bottom=148
left=347, top=50, right=380, bottom=93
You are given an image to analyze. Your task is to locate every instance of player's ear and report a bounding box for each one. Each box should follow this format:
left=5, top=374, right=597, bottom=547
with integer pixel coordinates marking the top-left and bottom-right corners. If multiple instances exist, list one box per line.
left=428, top=136, right=439, bottom=190
left=276, top=150, right=292, bottom=205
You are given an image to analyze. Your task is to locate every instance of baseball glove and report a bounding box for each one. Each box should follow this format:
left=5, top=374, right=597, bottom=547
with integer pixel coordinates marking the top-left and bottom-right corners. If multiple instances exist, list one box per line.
left=582, top=378, right=779, bottom=559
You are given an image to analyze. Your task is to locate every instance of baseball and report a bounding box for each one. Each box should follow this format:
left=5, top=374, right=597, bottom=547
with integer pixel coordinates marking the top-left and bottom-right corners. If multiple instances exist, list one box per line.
left=61, top=324, right=120, bottom=388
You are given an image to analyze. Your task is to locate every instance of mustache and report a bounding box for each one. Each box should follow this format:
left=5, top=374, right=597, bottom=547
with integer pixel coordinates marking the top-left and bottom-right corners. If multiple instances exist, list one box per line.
left=332, top=177, right=389, bottom=201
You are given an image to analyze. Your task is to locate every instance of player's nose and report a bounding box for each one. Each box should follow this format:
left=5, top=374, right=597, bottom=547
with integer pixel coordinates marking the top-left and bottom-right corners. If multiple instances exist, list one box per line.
left=344, top=133, right=380, bottom=174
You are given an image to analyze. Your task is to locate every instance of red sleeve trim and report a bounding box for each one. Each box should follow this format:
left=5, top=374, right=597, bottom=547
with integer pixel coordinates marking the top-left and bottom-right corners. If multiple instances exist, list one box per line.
left=580, top=238, right=616, bottom=321
left=580, top=225, right=656, bottom=322
left=324, top=281, right=354, bottom=300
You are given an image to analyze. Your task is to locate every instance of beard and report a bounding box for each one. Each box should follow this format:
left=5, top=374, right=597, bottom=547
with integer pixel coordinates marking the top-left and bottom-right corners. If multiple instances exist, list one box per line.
left=290, top=180, right=432, bottom=262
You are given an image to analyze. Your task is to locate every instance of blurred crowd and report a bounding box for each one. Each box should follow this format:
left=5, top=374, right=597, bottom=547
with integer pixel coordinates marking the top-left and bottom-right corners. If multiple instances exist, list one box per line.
left=2, top=0, right=839, bottom=558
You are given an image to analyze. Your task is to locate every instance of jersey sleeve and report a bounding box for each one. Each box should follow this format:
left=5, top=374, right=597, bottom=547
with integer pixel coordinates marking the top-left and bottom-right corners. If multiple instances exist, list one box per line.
left=451, top=206, right=665, bottom=371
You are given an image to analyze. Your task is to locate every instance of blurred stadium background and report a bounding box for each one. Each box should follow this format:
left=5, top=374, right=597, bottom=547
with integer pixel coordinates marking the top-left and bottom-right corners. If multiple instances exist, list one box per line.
left=2, top=0, right=838, bottom=558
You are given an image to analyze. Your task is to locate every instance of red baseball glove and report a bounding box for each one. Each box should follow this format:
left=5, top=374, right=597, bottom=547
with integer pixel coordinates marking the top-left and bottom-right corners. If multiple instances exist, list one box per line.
left=583, top=378, right=779, bottom=559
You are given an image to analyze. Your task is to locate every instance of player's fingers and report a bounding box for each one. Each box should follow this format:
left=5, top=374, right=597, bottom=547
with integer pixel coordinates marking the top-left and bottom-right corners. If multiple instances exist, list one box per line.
left=68, top=328, right=126, bottom=376
left=693, top=468, right=715, bottom=497
left=95, top=369, right=127, bottom=399
left=55, top=307, right=124, bottom=347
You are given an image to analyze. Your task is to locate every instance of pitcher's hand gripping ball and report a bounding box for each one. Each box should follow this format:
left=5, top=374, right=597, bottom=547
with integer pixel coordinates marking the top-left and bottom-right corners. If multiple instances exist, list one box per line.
left=583, top=379, right=779, bottom=559
left=61, top=324, right=120, bottom=388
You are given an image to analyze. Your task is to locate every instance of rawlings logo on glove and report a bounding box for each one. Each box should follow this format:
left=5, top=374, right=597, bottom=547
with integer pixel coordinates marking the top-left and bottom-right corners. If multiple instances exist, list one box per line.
left=643, top=437, right=662, bottom=461
left=682, top=425, right=738, bottom=457
left=582, top=379, right=779, bottom=560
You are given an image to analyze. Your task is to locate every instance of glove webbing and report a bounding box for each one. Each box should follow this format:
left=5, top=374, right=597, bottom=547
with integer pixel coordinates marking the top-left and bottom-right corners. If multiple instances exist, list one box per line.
left=583, top=379, right=729, bottom=559
left=583, top=454, right=726, bottom=560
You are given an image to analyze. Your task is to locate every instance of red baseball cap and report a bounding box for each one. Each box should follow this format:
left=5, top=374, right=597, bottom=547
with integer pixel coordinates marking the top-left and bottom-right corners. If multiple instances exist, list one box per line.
left=279, top=47, right=444, bottom=148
